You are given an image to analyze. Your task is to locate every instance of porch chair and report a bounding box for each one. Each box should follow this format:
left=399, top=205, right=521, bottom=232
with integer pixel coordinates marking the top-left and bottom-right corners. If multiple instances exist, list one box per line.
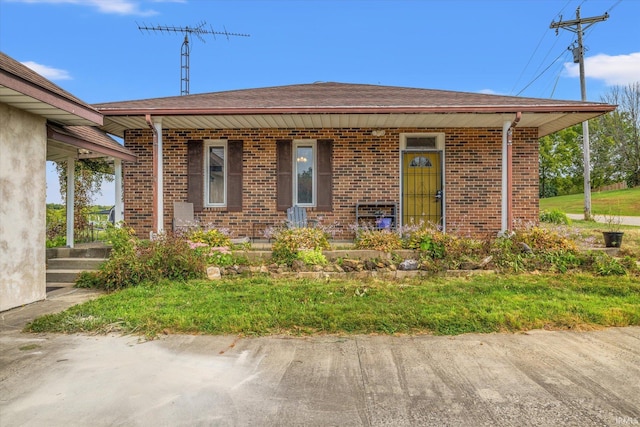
left=286, top=206, right=317, bottom=228
left=173, top=202, right=196, bottom=231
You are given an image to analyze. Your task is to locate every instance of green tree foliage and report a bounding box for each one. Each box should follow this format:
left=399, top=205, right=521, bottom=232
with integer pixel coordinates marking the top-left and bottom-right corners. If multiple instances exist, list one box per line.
left=56, top=159, right=114, bottom=234
left=595, top=83, right=640, bottom=187
left=539, top=125, right=583, bottom=197
left=539, top=82, right=640, bottom=196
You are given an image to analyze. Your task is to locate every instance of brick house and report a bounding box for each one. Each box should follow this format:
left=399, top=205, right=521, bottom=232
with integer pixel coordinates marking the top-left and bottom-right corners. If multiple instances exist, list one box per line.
left=95, top=82, right=614, bottom=239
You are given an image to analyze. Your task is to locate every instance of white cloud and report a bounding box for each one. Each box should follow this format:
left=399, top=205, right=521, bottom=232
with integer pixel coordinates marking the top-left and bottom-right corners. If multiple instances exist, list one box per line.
left=478, top=89, right=499, bottom=95
left=21, top=61, right=72, bottom=80
left=9, top=0, right=159, bottom=16
left=564, top=52, right=640, bottom=86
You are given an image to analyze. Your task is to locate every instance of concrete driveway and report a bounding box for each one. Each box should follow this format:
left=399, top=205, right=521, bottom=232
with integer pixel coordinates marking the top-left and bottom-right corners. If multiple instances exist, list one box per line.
left=1, top=289, right=639, bottom=426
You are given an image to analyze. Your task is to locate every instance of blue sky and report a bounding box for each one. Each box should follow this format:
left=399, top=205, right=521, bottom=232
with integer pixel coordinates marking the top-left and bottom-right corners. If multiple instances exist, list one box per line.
left=1, top=0, right=639, bottom=205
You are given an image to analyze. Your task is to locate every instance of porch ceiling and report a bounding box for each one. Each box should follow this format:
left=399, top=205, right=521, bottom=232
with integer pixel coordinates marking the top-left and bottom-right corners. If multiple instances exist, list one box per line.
left=0, top=84, right=104, bottom=128
left=46, top=124, right=137, bottom=163
left=47, top=139, right=78, bottom=163
left=100, top=110, right=602, bottom=139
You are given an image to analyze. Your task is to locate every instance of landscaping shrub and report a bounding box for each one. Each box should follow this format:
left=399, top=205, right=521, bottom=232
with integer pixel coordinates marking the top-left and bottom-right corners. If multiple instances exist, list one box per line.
left=272, top=227, right=330, bottom=265
left=540, top=209, right=571, bottom=225
left=353, top=228, right=402, bottom=252
left=584, top=252, right=637, bottom=276
left=186, top=228, right=231, bottom=247
left=46, top=205, right=66, bottom=247
left=404, top=225, right=446, bottom=258
left=79, top=225, right=206, bottom=291
left=297, top=248, right=328, bottom=266
left=144, top=234, right=206, bottom=281
left=46, top=235, right=66, bottom=248
left=401, top=224, right=486, bottom=270
left=514, top=226, right=579, bottom=253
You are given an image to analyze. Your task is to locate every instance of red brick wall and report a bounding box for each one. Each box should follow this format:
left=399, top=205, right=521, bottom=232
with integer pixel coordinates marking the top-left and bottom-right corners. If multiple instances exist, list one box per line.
left=123, top=127, right=539, bottom=239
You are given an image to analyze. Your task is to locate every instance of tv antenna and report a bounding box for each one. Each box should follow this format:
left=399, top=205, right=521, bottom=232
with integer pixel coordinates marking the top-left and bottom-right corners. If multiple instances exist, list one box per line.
left=138, top=21, right=250, bottom=95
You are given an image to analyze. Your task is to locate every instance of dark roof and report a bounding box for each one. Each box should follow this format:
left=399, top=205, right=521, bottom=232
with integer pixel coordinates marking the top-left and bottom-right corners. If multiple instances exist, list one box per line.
left=0, top=51, right=103, bottom=126
left=95, top=82, right=616, bottom=138
left=94, top=82, right=612, bottom=113
left=1, top=51, right=134, bottom=161
left=47, top=124, right=136, bottom=162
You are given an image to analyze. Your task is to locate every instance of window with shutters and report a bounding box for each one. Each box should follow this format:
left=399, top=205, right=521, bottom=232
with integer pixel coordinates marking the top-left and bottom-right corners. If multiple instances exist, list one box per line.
left=188, top=139, right=242, bottom=212
left=294, top=140, right=316, bottom=207
left=205, top=140, right=227, bottom=207
left=277, top=139, right=332, bottom=212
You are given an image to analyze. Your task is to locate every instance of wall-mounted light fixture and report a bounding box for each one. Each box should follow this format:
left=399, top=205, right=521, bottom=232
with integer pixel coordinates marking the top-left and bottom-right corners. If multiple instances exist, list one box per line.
left=371, top=130, right=386, bottom=137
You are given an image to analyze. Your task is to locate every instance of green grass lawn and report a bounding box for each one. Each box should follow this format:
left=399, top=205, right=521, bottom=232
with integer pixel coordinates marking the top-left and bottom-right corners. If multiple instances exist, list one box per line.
left=27, top=274, right=640, bottom=337
left=540, top=187, right=640, bottom=216
left=557, top=220, right=640, bottom=254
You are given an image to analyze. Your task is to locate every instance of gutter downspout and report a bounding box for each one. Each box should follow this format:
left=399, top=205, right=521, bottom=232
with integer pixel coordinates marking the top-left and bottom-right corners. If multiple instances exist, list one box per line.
left=502, top=112, right=521, bottom=233
left=146, top=114, right=159, bottom=235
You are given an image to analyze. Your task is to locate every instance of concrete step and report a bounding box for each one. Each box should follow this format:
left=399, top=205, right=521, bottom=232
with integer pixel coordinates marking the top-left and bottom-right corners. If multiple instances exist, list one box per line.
left=45, top=245, right=111, bottom=287
left=46, top=283, right=76, bottom=292
left=46, top=246, right=111, bottom=260
left=47, top=258, right=107, bottom=270
left=46, top=269, right=88, bottom=284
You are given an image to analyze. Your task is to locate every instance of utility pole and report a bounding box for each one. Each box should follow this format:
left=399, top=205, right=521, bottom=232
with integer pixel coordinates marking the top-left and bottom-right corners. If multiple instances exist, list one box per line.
left=138, top=21, right=249, bottom=95
left=550, top=7, right=608, bottom=221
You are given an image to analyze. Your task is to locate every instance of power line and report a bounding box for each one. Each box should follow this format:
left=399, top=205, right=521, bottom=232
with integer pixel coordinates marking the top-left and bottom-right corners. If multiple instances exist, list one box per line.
left=516, top=49, right=569, bottom=96
left=550, top=6, right=609, bottom=221
left=511, top=0, right=577, bottom=96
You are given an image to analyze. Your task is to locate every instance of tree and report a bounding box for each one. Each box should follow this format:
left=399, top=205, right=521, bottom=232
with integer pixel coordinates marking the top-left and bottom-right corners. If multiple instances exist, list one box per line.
left=539, top=125, right=583, bottom=197
left=595, top=83, right=640, bottom=187
left=56, top=159, right=114, bottom=235
left=588, top=116, right=622, bottom=188
left=539, top=83, right=640, bottom=196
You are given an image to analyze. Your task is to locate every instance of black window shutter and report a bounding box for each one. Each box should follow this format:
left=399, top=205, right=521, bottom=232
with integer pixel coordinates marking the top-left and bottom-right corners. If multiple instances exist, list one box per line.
left=227, top=140, right=243, bottom=212
left=317, top=139, right=333, bottom=211
left=276, top=140, right=292, bottom=211
left=187, top=140, right=204, bottom=212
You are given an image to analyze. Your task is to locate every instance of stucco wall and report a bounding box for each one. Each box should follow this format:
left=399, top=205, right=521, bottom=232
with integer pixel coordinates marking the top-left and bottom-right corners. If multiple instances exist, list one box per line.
left=0, top=103, right=47, bottom=312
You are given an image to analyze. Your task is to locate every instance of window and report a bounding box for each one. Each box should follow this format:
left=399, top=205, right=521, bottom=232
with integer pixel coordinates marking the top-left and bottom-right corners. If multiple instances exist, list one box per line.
left=406, top=136, right=437, bottom=149
left=294, top=141, right=316, bottom=206
left=205, top=140, right=227, bottom=207
left=409, top=156, right=433, bottom=167
left=401, top=133, right=444, bottom=151
left=277, top=139, right=332, bottom=212
left=188, top=140, right=242, bottom=212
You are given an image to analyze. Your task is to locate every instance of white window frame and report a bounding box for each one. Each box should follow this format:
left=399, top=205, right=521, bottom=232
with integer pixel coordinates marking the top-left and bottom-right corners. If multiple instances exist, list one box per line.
left=293, top=140, right=317, bottom=207
left=204, top=140, right=227, bottom=208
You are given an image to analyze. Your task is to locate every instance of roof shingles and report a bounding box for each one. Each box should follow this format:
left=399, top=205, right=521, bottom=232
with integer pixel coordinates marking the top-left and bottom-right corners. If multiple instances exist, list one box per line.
left=94, top=82, right=612, bottom=112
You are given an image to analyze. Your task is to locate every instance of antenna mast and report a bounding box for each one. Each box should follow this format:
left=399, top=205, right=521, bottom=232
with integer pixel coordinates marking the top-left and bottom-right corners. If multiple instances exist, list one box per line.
left=138, top=21, right=249, bottom=95
left=550, top=7, right=608, bottom=221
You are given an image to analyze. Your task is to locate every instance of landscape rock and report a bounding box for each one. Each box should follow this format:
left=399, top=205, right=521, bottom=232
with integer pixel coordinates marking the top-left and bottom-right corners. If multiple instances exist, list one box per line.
left=207, top=266, right=221, bottom=280
left=399, top=259, right=419, bottom=271
left=341, top=259, right=362, bottom=272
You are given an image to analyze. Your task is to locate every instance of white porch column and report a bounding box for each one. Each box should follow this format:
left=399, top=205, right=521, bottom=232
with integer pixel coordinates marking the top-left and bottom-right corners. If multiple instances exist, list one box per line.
left=501, top=120, right=512, bottom=233
left=114, top=158, right=123, bottom=224
left=66, top=156, right=75, bottom=248
left=154, top=118, right=164, bottom=233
